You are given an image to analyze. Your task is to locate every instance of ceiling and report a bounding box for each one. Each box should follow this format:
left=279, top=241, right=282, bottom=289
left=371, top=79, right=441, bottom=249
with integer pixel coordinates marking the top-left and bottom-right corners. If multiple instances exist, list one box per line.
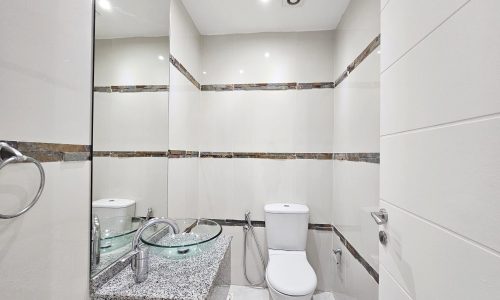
left=182, top=0, right=351, bottom=35
left=95, top=0, right=170, bottom=39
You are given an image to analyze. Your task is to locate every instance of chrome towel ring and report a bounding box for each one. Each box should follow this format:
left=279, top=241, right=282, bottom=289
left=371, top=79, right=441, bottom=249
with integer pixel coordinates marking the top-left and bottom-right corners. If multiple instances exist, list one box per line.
left=0, top=142, right=45, bottom=219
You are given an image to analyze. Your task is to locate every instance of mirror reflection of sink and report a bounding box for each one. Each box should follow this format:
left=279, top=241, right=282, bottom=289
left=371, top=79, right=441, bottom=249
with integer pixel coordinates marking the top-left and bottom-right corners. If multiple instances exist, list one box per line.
left=141, top=218, right=222, bottom=260
left=100, top=217, right=142, bottom=253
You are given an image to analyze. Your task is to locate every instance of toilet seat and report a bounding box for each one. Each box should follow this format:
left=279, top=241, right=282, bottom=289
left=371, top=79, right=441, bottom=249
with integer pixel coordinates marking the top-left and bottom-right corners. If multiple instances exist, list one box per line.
left=266, top=251, right=317, bottom=296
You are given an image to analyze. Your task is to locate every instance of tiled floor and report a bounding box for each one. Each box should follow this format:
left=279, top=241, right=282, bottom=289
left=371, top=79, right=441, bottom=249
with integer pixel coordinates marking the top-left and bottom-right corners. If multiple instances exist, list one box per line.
left=227, top=285, right=336, bottom=300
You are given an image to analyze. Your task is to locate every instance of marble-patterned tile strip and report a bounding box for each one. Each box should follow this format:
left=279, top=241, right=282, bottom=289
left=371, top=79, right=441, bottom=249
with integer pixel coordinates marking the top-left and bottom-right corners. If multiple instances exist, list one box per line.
left=201, top=84, right=235, bottom=91
left=210, top=219, right=333, bottom=231
left=233, top=83, right=297, bottom=91
left=92, top=151, right=168, bottom=158
left=168, top=150, right=200, bottom=158
left=334, top=34, right=381, bottom=87
left=201, top=82, right=336, bottom=91
left=334, top=69, right=350, bottom=87
left=1, top=140, right=90, bottom=162
left=93, top=85, right=169, bottom=93
left=347, top=34, right=381, bottom=73
left=297, top=82, right=336, bottom=89
left=200, top=152, right=234, bottom=158
left=334, top=153, right=380, bottom=164
left=169, top=54, right=201, bottom=90
left=333, top=226, right=379, bottom=284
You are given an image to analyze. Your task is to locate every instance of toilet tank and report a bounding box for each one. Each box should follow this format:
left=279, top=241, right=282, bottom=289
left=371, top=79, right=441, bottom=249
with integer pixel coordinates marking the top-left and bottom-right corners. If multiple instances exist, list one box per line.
left=92, top=198, right=136, bottom=233
left=92, top=198, right=136, bottom=219
left=264, top=203, right=309, bottom=251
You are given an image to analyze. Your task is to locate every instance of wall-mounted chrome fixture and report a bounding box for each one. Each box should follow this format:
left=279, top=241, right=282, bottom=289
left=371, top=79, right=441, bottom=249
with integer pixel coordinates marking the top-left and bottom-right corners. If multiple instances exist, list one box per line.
left=0, top=142, right=45, bottom=219
left=370, top=208, right=388, bottom=225
left=91, top=215, right=101, bottom=267
left=333, top=248, right=342, bottom=265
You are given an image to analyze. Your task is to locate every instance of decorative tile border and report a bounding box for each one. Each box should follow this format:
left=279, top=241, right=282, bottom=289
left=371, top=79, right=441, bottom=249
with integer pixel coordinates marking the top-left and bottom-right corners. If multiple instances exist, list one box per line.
left=1, top=141, right=90, bottom=162
left=334, top=153, right=380, bottom=164
left=333, top=226, right=379, bottom=284
left=210, top=218, right=333, bottom=231
left=201, top=151, right=333, bottom=160
left=201, top=82, right=336, bottom=91
left=169, top=55, right=201, bottom=90
left=93, top=151, right=168, bottom=158
left=172, top=34, right=379, bottom=93
left=93, top=85, right=169, bottom=93
left=168, top=150, right=200, bottom=158
left=334, top=34, right=381, bottom=87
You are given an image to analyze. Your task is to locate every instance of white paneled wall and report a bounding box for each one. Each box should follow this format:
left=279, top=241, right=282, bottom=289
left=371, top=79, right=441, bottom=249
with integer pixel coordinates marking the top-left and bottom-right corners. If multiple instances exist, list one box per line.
left=92, top=37, right=170, bottom=217
left=191, top=30, right=336, bottom=291
left=332, top=0, right=380, bottom=299
left=93, top=157, right=168, bottom=217
left=380, top=0, right=500, bottom=299
left=201, top=31, right=335, bottom=84
left=94, top=37, right=170, bottom=86
left=0, top=0, right=92, bottom=298
left=167, top=0, right=202, bottom=219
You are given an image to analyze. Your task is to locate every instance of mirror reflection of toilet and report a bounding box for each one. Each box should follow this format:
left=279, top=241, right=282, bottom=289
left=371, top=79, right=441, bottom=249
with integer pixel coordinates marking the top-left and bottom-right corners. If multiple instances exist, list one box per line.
left=265, top=203, right=317, bottom=300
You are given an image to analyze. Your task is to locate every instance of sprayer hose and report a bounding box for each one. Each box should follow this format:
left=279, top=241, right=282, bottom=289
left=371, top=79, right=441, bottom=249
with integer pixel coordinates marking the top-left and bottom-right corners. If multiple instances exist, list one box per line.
left=243, top=223, right=267, bottom=287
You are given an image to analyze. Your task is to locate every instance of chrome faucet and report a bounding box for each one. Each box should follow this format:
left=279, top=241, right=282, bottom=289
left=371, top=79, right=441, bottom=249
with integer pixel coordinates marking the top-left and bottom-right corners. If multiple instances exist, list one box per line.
left=125, top=217, right=180, bottom=283
left=91, top=215, right=101, bottom=267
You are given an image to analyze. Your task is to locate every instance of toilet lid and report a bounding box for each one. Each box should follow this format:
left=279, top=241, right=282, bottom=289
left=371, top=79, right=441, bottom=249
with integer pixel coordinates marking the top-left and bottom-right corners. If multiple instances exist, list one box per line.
left=266, top=254, right=317, bottom=296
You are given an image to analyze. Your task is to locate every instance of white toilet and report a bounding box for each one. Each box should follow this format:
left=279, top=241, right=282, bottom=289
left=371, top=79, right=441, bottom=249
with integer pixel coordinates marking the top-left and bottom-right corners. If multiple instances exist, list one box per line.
left=92, top=198, right=136, bottom=234
left=265, top=203, right=317, bottom=300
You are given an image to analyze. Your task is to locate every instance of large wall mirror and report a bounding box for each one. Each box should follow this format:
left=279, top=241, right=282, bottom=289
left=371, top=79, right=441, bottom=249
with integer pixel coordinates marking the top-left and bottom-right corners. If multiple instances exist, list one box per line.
left=91, top=0, right=171, bottom=276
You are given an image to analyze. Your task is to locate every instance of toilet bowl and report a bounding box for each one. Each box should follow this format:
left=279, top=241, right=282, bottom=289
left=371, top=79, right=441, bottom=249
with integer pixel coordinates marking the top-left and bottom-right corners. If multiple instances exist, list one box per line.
left=266, top=250, right=316, bottom=300
left=264, top=203, right=317, bottom=300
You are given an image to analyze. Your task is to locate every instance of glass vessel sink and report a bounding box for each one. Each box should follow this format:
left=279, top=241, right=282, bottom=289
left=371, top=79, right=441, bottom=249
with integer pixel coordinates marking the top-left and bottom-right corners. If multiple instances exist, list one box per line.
left=100, top=217, right=142, bottom=253
left=141, top=218, right=222, bottom=259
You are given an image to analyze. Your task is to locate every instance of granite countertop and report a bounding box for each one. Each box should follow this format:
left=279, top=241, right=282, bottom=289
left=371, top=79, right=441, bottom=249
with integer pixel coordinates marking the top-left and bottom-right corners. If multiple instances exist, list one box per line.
left=92, top=235, right=232, bottom=300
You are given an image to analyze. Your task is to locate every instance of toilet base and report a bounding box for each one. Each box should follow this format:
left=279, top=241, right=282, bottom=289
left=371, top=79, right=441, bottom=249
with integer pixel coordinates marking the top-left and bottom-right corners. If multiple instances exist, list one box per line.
left=266, top=279, right=313, bottom=300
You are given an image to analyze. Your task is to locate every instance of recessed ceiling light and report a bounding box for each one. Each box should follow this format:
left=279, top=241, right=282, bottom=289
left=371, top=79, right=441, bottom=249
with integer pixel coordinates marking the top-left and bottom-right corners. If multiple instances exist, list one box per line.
left=202, top=71, right=207, bottom=75
left=239, top=69, right=245, bottom=74
left=98, top=0, right=112, bottom=11
left=377, top=50, right=381, bottom=54
left=158, top=55, right=165, bottom=61
left=260, top=0, right=270, bottom=3
left=264, top=52, right=270, bottom=58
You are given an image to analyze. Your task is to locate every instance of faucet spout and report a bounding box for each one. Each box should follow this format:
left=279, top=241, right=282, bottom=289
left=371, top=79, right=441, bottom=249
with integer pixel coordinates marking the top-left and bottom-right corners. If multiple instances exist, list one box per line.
left=129, top=217, right=179, bottom=283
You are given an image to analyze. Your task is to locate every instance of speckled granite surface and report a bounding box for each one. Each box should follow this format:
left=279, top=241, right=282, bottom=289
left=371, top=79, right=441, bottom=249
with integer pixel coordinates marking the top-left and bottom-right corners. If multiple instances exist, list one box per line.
left=92, top=235, right=232, bottom=300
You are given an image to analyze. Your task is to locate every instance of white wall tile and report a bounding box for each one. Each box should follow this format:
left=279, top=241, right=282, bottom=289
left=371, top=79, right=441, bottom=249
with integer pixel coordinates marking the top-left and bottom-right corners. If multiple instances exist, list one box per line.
left=379, top=267, right=412, bottom=300
left=170, top=0, right=201, bottom=79
left=333, top=49, right=380, bottom=153
left=200, top=89, right=333, bottom=153
left=381, top=0, right=500, bottom=135
left=0, top=162, right=90, bottom=298
left=332, top=233, right=378, bottom=300
left=333, top=0, right=380, bottom=78
left=199, top=158, right=332, bottom=224
left=380, top=200, right=500, bottom=299
left=93, top=92, right=169, bottom=151
left=306, top=230, right=335, bottom=292
left=0, top=1, right=92, bottom=144
left=93, top=157, right=168, bottom=217
left=94, top=37, right=170, bottom=86
left=168, top=67, right=200, bottom=150
left=201, top=31, right=335, bottom=84
left=333, top=160, right=380, bottom=271
left=380, top=0, right=469, bottom=72
left=381, top=116, right=500, bottom=252
left=167, top=158, right=199, bottom=218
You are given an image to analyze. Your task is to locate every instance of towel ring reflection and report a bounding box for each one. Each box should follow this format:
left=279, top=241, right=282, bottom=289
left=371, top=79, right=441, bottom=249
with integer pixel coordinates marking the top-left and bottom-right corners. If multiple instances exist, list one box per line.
left=0, top=142, right=45, bottom=219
